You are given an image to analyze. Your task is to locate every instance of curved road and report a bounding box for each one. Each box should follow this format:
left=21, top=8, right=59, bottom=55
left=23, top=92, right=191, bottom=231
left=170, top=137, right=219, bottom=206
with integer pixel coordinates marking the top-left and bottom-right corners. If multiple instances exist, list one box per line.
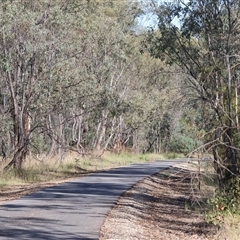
left=0, top=160, right=186, bottom=240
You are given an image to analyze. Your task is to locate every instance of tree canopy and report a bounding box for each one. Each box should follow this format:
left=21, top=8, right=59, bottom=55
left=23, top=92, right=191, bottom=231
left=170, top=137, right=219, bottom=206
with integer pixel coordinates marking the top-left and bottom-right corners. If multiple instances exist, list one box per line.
left=147, top=0, right=240, bottom=190
left=0, top=0, right=185, bottom=170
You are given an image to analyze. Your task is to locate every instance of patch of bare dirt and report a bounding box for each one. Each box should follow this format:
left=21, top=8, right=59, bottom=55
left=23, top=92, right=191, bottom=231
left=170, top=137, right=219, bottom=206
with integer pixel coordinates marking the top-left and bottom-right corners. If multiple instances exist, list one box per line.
left=100, top=164, right=223, bottom=240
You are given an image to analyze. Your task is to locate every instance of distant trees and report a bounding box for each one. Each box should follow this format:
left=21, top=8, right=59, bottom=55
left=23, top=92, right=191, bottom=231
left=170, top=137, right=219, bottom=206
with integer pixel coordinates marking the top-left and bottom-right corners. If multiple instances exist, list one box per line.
left=0, top=0, right=183, bottom=170
left=147, top=0, right=240, bottom=190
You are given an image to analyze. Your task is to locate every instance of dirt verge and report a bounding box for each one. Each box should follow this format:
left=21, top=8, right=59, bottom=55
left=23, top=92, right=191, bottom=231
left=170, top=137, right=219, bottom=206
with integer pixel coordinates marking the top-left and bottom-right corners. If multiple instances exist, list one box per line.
left=100, top=164, right=223, bottom=240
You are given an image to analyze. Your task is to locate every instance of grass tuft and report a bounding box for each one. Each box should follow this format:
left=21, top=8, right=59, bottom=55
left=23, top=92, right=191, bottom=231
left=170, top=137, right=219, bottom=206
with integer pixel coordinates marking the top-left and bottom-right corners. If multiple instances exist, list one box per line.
left=0, top=151, right=182, bottom=190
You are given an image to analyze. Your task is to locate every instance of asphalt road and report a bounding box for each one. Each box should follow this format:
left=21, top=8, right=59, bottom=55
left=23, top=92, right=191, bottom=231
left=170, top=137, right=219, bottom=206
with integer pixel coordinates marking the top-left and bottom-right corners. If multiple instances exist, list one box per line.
left=0, top=159, right=186, bottom=240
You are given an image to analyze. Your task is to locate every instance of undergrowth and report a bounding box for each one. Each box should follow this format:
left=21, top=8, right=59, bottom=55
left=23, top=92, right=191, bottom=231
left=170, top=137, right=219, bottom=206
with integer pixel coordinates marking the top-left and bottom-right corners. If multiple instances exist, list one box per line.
left=0, top=151, right=183, bottom=188
left=180, top=160, right=240, bottom=239
left=205, top=178, right=240, bottom=219
left=203, top=175, right=240, bottom=239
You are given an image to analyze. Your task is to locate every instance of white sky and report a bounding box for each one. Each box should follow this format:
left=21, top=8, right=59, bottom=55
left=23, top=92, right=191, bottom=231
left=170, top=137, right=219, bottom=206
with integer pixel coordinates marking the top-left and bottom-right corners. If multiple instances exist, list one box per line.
left=137, top=0, right=188, bottom=29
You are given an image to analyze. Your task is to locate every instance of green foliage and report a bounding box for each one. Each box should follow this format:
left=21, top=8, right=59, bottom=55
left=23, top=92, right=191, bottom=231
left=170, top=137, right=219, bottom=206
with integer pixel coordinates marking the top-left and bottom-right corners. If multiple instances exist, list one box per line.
left=147, top=0, right=240, bottom=189
left=170, top=134, right=199, bottom=154
left=0, top=0, right=192, bottom=170
left=30, top=132, right=48, bottom=154
left=169, top=107, right=203, bottom=154
left=163, top=152, right=184, bottom=159
left=206, top=178, right=240, bottom=224
left=233, top=132, right=240, bottom=148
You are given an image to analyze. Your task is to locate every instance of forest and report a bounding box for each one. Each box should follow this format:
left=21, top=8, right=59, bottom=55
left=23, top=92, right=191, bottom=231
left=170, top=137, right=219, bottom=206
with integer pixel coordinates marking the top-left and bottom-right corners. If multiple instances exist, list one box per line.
left=0, top=0, right=192, bottom=167
left=0, top=0, right=240, bottom=194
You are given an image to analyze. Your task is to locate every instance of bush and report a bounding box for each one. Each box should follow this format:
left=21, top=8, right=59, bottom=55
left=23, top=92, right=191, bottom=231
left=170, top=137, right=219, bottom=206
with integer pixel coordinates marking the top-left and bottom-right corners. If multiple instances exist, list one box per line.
left=169, top=134, right=201, bottom=154
left=206, top=178, right=240, bottom=224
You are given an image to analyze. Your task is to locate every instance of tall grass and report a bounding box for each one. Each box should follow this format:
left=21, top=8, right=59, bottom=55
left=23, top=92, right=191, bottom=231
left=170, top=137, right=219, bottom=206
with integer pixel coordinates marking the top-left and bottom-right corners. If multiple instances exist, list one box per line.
left=0, top=151, right=184, bottom=189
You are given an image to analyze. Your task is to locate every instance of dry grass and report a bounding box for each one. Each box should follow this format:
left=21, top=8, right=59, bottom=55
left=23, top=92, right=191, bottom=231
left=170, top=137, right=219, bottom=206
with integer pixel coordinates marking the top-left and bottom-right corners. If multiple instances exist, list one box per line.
left=222, top=216, right=240, bottom=240
left=0, top=151, right=184, bottom=188
left=0, top=151, right=183, bottom=206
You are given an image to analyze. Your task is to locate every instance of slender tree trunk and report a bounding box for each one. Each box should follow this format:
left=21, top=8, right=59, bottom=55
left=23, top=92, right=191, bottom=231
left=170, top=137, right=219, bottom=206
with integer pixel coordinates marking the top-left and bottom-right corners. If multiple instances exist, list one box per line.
left=94, top=110, right=108, bottom=151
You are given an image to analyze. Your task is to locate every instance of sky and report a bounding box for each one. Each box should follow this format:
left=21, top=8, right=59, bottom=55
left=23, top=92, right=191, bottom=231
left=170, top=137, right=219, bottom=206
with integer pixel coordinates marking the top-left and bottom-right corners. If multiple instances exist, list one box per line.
left=138, top=13, right=158, bottom=29
left=137, top=0, right=185, bottom=29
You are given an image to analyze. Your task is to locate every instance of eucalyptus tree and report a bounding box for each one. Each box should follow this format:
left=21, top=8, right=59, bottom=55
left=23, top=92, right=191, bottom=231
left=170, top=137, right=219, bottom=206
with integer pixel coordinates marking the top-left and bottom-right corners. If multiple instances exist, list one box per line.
left=0, top=0, right=177, bottom=169
left=0, top=0, right=90, bottom=169
left=148, top=0, right=240, bottom=189
left=0, top=0, right=146, bottom=164
left=66, top=0, right=143, bottom=153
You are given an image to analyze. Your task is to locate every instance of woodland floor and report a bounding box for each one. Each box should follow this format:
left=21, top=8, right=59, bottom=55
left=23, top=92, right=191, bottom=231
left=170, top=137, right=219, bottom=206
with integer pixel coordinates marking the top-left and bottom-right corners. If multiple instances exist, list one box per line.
left=0, top=163, right=225, bottom=240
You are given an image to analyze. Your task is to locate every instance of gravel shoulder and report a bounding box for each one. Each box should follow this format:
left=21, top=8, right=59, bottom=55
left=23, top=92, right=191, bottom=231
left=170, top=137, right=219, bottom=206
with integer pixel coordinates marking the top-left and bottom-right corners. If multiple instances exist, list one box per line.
left=100, top=163, right=222, bottom=240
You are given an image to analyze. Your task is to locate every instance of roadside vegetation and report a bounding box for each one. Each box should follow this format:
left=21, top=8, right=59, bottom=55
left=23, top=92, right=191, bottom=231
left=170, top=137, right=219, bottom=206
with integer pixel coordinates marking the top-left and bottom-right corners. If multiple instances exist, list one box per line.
left=0, top=151, right=183, bottom=189
left=204, top=172, right=240, bottom=239
left=147, top=0, right=240, bottom=238
left=185, top=160, right=240, bottom=239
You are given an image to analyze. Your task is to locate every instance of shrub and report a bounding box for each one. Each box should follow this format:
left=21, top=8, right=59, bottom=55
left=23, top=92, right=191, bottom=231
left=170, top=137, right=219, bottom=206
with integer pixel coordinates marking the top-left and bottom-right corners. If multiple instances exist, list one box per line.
left=206, top=178, right=240, bottom=224
left=169, top=134, right=201, bottom=154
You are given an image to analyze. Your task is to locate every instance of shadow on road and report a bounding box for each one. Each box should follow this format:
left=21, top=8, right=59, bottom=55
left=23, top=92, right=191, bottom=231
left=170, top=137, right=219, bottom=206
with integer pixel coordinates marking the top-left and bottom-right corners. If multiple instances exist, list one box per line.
left=0, top=160, right=184, bottom=239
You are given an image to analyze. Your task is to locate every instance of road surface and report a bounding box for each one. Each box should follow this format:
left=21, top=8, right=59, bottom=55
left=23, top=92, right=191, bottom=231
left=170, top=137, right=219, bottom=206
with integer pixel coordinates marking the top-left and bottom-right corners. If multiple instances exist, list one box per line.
left=0, top=160, right=186, bottom=239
